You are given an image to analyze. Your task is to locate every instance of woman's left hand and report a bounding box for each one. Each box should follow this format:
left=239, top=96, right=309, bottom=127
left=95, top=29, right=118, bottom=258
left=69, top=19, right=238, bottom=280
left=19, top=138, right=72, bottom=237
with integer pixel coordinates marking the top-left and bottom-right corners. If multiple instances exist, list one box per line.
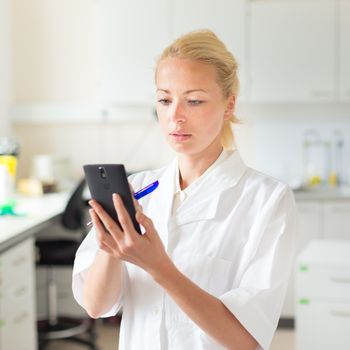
left=89, top=193, right=170, bottom=276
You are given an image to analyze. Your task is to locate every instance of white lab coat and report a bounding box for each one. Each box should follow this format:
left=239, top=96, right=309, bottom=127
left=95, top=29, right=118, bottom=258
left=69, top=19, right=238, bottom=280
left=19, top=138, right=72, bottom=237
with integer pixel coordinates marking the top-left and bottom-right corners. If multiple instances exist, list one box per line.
left=72, top=150, right=297, bottom=350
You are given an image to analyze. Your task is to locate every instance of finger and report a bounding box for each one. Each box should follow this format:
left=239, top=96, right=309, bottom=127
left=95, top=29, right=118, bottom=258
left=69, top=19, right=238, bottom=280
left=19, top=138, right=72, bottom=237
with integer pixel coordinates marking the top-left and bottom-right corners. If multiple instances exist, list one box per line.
left=133, top=198, right=143, bottom=213
left=113, top=193, right=138, bottom=236
left=89, top=199, right=122, bottom=237
left=90, top=209, right=121, bottom=249
left=128, top=183, right=143, bottom=212
left=136, top=211, right=155, bottom=235
left=128, top=182, right=135, bottom=195
left=99, top=241, right=114, bottom=255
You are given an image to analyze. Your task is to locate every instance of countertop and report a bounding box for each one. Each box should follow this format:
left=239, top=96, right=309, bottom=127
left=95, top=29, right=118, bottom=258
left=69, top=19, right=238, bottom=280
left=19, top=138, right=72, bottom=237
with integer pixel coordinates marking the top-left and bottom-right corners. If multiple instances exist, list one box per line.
left=293, top=186, right=350, bottom=201
left=0, top=192, right=69, bottom=253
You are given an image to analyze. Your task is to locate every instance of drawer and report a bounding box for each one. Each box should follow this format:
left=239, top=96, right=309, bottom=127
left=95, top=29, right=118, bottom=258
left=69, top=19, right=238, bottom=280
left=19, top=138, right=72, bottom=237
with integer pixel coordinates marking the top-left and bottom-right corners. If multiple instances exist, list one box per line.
left=0, top=297, right=37, bottom=350
left=296, top=300, right=350, bottom=350
left=1, top=282, right=35, bottom=316
left=296, top=264, right=350, bottom=300
left=1, top=239, right=34, bottom=288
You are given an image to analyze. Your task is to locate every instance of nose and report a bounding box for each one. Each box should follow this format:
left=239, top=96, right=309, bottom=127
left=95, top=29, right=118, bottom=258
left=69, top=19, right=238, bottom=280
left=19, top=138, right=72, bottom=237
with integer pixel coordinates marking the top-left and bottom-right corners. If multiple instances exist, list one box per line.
left=168, top=100, right=186, bottom=125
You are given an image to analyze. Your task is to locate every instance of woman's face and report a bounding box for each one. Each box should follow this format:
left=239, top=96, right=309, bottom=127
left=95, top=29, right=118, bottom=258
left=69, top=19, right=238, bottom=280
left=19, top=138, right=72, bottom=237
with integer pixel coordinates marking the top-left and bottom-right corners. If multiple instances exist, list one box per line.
left=156, top=57, right=233, bottom=157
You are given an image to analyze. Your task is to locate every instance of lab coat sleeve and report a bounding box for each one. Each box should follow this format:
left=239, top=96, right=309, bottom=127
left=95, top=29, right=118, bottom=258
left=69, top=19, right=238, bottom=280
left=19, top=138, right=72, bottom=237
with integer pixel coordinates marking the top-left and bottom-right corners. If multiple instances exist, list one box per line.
left=218, top=186, right=297, bottom=350
left=72, top=226, right=124, bottom=318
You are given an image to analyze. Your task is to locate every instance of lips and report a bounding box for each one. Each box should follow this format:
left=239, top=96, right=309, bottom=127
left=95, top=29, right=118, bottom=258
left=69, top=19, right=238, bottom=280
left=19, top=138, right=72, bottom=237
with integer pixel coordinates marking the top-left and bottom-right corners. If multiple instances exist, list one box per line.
left=169, top=132, right=192, bottom=141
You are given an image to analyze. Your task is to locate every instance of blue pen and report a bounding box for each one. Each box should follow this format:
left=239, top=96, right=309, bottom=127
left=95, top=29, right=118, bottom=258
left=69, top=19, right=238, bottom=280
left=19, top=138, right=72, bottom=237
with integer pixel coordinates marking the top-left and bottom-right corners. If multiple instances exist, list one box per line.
left=86, top=180, right=159, bottom=226
left=133, top=180, right=159, bottom=200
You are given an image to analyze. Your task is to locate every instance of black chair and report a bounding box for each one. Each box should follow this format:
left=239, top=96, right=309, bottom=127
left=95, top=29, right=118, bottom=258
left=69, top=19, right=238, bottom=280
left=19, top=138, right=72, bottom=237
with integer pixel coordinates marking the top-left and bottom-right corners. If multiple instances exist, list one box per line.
left=36, top=179, right=99, bottom=350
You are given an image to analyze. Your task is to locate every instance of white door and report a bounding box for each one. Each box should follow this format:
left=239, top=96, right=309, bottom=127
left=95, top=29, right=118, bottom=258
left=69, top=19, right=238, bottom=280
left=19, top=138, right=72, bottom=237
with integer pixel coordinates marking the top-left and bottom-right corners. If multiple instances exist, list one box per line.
left=339, top=0, right=350, bottom=101
left=171, top=0, right=248, bottom=99
left=248, top=0, right=335, bottom=102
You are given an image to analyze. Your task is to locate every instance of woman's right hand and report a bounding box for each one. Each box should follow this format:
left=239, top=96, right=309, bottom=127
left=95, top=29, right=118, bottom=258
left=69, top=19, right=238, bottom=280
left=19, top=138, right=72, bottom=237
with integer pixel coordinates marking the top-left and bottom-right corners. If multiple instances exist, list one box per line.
left=89, top=183, right=143, bottom=257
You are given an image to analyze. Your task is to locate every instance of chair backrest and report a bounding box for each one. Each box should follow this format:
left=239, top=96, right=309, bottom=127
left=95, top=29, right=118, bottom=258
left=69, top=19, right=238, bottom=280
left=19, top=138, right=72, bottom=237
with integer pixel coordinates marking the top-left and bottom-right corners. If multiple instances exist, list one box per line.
left=61, top=178, right=87, bottom=231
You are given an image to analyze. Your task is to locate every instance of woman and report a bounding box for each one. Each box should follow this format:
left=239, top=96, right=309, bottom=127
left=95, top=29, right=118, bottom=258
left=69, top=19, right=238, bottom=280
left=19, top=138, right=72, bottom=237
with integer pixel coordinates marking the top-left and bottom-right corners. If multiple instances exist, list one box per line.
left=73, top=30, right=296, bottom=350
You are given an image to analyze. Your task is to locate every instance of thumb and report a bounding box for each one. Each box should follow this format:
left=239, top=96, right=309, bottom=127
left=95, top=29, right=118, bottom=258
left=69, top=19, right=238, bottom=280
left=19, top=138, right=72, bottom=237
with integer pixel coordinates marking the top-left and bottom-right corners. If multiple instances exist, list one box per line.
left=136, top=211, right=156, bottom=236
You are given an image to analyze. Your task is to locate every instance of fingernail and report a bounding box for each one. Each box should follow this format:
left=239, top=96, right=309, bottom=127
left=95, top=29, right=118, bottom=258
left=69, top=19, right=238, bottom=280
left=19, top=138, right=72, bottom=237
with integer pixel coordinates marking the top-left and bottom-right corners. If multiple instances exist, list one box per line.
left=88, top=200, right=93, bottom=206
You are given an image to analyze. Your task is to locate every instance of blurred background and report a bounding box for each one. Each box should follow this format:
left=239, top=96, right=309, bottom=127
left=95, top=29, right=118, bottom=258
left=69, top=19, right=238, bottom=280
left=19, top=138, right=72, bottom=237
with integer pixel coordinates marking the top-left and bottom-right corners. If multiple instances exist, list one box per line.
left=0, top=0, right=349, bottom=349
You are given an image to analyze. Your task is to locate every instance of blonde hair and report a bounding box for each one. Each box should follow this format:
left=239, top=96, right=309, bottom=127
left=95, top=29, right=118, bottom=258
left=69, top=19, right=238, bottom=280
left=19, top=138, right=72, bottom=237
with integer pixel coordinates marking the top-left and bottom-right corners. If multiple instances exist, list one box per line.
left=155, top=29, right=240, bottom=149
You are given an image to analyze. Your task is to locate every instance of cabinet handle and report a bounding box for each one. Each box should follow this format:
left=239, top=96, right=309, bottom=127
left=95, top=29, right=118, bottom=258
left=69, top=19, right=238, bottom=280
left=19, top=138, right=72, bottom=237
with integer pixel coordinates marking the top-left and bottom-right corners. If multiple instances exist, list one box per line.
left=14, top=285, right=28, bottom=297
left=14, top=312, right=29, bottom=324
left=330, top=310, right=350, bottom=318
left=330, top=276, right=350, bottom=284
left=12, top=256, right=27, bottom=267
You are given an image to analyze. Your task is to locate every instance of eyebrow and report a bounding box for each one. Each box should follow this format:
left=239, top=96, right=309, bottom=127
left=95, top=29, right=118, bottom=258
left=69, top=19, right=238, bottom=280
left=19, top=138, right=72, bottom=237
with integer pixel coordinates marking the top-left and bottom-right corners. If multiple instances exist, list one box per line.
left=156, top=88, right=208, bottom=94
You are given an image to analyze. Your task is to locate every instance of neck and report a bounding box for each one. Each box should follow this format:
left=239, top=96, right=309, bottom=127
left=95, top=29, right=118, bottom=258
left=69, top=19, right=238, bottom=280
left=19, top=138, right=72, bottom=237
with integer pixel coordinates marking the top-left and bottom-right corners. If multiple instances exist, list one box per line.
left=178, top=143, right=224, bottom=190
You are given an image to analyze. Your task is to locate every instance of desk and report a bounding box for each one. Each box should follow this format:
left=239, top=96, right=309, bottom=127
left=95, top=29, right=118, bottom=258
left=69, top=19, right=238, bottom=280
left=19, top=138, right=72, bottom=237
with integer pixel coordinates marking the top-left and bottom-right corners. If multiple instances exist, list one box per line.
left=0, top=193, right=69, bottom=350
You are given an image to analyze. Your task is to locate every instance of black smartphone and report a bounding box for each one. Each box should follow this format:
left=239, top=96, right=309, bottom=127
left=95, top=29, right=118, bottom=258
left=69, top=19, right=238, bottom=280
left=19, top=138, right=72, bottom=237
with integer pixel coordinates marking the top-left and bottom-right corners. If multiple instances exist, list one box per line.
left=83, top=164, right=141, bottom=234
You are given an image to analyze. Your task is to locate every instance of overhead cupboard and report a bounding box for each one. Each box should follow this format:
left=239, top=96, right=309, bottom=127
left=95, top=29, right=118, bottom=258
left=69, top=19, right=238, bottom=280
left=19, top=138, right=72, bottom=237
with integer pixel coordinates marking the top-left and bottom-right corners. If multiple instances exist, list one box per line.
left=247, top=0, right=350, bottom=102
left=96, top=0, right=248, bottom=106
left=96, top=0, right=350, bottom=107
left=11, top=0, right=350, bottom=122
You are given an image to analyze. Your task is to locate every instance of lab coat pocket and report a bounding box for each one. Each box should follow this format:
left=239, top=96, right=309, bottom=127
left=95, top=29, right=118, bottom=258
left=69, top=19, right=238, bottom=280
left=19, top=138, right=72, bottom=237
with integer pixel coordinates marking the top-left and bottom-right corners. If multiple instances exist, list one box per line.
left=173, top=253, right=233, bottom=297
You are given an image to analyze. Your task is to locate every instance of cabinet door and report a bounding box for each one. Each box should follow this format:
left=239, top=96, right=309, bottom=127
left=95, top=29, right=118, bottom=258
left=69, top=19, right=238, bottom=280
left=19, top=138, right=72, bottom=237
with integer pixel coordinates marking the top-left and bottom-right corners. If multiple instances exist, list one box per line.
left=339, top=0, right=350, bottom=101
left=97, top=0, right=169, bottom=105
left=0, top=239, right=37, bottom=350
left=296, top=300, right=350, bottom=350
left=322, top=201, right=350, bottom=239
left=281, top=200, right=320, bottom=317
left=248, top=0, right=335, bottom=102
left=171, top=0, right=248, bottom=98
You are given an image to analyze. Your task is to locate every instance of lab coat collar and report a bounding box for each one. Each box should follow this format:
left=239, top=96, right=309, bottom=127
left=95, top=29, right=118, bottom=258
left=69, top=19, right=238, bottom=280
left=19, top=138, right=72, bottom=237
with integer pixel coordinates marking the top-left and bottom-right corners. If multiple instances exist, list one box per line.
left=173, top=150, right=248, bottom=225
left=147, top=150, right=248, bottom=236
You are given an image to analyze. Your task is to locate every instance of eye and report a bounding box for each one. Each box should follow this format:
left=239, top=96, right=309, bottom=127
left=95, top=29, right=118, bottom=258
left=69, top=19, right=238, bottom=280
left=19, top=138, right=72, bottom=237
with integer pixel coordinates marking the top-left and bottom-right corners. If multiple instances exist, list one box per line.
left=157, top=98, right=171, bottom=105
left=188, top=99, right=204, bottom=105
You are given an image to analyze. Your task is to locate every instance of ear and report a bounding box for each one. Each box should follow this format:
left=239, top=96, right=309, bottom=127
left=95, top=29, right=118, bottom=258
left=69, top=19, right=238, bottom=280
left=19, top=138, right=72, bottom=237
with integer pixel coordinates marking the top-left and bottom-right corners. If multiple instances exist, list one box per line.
left=224, top=95, right=236, bottom=121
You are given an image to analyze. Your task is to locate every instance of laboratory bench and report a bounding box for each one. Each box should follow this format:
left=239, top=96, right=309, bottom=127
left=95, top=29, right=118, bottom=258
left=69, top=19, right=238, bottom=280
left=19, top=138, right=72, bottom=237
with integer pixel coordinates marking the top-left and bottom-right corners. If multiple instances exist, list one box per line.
left=0, top=192, right=69, bottom=350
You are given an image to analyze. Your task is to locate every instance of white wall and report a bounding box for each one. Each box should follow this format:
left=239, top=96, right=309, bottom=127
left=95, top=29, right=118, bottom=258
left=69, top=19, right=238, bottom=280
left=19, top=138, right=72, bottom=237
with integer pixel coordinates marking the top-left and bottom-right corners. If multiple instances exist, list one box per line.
left=0, top=0, right=12, bottom=136
left=241, top=103, right=350, bottom=187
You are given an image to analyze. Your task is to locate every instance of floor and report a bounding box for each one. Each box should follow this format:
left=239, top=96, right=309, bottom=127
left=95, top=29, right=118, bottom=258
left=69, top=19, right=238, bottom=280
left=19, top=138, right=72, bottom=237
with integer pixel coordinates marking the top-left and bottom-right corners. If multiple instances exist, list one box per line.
left=46, top=320, right=295, bottom=350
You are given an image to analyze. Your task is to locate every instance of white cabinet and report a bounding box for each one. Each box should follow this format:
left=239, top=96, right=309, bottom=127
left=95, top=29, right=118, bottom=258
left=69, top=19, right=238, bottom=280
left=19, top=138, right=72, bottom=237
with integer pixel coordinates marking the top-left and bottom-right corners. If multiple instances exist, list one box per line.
left=295, top=240, right=350, bottom=350
left=322, top=201, right=350, bottom=239
left=282, top=201, right=320, bottom=317
left=339, top=0, right=350, bottom=101
left=97, top=0, right=249, bottom=106
left=248, top=0, right=336, bottom=102
left=170, top=0, right=248, bottom=98
left=96, top=0, right=169, bottom=105
left=0, top=239, right=37, bottom=350
left=282, top=198, right=350, bottom=318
